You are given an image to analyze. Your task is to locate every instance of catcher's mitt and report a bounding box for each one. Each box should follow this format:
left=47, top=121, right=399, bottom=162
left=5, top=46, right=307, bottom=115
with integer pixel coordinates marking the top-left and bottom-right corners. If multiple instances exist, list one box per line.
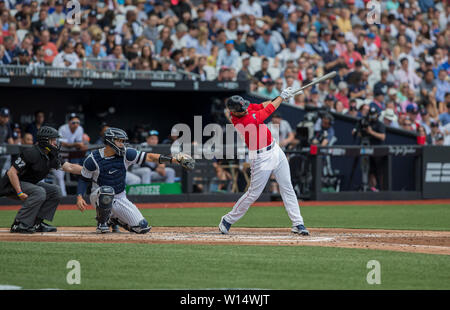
left=174, top=153, right=195, bottom=170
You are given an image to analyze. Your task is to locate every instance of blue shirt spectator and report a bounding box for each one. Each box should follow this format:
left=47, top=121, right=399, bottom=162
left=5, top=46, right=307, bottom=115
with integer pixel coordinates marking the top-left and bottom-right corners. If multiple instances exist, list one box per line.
left=255, top=30, right=276, bottom=58
left=216, top=40, right=239, bottom=68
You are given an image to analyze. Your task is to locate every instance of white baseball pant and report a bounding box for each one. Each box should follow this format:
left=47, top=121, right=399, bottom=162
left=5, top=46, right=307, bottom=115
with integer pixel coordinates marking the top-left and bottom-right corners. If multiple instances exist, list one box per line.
left=223, top=143, right=304, bottom=226
left=90, top=188, right=144, bottom=227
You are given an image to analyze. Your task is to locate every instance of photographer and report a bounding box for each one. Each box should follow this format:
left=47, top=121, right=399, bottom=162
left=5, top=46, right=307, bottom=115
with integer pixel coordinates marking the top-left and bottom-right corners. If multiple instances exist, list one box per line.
left=312, top=113, right=335, bottom=146
left=352, top=107, right=386, bottom=192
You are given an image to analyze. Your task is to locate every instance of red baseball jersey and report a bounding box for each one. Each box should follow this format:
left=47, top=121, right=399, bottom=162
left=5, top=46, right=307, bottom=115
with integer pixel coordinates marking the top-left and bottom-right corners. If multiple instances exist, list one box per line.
left=231, top=103, right=275, bottom=151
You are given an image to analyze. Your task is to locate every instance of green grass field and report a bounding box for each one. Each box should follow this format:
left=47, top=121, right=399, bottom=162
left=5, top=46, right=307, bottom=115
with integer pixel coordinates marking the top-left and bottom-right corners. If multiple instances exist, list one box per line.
left=0, top=204, right=449, bottom=290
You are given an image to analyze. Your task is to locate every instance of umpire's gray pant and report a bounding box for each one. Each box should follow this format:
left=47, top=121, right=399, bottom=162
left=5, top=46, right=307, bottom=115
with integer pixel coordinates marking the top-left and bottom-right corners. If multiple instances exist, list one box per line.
left=13, top=181, right=62, bottom=227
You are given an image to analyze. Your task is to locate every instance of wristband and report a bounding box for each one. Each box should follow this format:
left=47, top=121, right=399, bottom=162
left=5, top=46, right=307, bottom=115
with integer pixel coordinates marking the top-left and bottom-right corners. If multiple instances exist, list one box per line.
left=159, top=154, right=173, bottom=164
left=17, top=192, right=24, bottom=197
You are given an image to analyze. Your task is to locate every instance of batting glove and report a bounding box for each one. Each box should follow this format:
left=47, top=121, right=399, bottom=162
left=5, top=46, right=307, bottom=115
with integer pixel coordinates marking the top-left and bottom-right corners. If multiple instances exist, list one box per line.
left=280, top=87, right=294, bottom=100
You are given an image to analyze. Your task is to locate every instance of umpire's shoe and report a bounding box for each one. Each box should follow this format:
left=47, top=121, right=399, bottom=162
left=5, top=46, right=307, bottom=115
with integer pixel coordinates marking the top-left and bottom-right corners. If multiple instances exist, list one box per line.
left=10, top=221, right=35, bottom=234
left=96, top=222, right=110, bottom=234
left=34, top=219, right=57, bottom=232
left=291, top=224, right=310, bottom=236
left=219, top=216, right=232, bottom=234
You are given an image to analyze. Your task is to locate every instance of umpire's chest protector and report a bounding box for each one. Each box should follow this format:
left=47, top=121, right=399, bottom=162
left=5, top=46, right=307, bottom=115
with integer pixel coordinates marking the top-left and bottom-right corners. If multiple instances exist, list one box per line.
left=92, top=150, right=127, bottom=194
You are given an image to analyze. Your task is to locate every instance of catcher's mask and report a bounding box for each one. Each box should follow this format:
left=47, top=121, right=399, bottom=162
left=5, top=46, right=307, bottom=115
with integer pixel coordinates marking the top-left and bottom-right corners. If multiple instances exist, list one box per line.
left=104, top=127, right=129, bottom=156
left=36, top=126, right=61, bottom=154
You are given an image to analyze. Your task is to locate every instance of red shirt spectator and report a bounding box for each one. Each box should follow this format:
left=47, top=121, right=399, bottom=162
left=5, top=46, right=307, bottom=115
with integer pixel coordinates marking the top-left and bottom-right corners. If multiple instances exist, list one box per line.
left=342, top=41, right=362, bottom=70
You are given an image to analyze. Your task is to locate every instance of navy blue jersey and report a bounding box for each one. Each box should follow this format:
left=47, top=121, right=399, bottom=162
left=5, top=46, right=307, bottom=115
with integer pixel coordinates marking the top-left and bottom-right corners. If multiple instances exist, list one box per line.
left=81, top=148, right=146, bottom=194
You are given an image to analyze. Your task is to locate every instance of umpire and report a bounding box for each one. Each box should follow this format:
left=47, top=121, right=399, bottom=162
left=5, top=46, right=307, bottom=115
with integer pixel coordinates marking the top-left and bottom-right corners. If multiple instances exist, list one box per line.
left=0, top=126, right=81, bottom=233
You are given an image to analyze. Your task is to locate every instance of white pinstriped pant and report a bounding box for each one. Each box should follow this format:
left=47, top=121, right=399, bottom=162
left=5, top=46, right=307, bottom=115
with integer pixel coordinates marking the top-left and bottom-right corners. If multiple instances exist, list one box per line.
left=223, top=143, right=305, bottom=226
left=90, top=188, right=144, bottom=227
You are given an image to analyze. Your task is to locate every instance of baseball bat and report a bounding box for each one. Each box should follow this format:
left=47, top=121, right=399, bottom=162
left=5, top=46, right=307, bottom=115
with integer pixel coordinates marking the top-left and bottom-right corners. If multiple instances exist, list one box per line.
left=292, top=71, right=337, bottom=96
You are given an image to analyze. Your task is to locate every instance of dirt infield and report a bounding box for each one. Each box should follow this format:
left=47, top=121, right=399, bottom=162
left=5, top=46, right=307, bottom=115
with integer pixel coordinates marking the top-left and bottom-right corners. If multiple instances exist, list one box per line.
left=1, top=227, right=449, bottom=255
left=1, top=199, right=450, bottom=211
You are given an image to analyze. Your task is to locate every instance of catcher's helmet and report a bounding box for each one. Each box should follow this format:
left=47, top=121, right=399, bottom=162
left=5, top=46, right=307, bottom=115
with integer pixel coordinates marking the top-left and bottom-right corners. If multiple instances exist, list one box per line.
left=104, top=127, right=128, bottom=156
left=36, top=126, right=61, bottom=152
left=226, top=95, right=250, bottom=113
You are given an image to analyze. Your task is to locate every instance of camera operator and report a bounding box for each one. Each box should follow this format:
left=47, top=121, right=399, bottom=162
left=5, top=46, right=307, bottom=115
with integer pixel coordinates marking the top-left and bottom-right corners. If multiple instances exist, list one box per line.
left=312, top=112, right=335, bottom=146
left=352, top=107, right=386, bottom=192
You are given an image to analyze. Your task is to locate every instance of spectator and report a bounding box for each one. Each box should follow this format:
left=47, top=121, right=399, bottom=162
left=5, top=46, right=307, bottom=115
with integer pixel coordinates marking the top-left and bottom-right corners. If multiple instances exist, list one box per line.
left=267, top=113, right=295, bottom=149
left=52, top=42, right=80, bottom=68
left=39, top=29, right=58, bottom=65
left=436, top=69, right=450, bottom=106
left=405, top=104, right=421, bottom=131
left=0, top=108, right=13, bottom=177
left=94, top=123, right=109, bottom=145
left=428, top=120, right=443, bottom=145
left=237, top=54, right=252, bottom=81
left=374, top=70, right=394, bottom=98
left=22, top=132, right=34, bottom=145
left=258, top=78, right=279, bottom=98
left=341, top=41, right=363, bottom=70
left=254, top=57, right=272, bottom=84
left=2, top=36, right=19, bottom=64
left=0, top=108, right=13, bottom=145
left=216, top=39, right=239, bottom=69
left=255, top=30, right=276, bottom=58
left=215, top=0, right=232, bottom=26
left=171, top=23, right=188, bottom=50
left=347, top=99, right=358, bottom=117
left=276, top=39, right=301, bottom=69
left=236, top=30, right=257, bottom=56
left=104, top=44, right=126, bottom=70
left=335, top=81, right=350, bottom=109
left=141, top=130, right=176, bottom=184
left=380, top=108, right=399, bottom=128
left=196, top=26, right=212, bottom=56
left=439, top=102, right=450, bottom=127
left=54, top=113, right=86, bottom=196
left=25, top=110, right=45, bottom=143
left=394, top=57, right=421, bottom=91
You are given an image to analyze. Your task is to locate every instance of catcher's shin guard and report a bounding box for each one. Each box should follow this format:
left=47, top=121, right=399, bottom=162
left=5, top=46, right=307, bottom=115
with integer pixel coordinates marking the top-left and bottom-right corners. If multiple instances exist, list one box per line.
left=95, top=186, right=114, bottom=224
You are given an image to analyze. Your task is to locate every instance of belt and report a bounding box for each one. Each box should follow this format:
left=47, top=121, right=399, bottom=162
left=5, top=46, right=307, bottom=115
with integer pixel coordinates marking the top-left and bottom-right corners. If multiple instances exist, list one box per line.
left=256, top=142, right=274, bottom=154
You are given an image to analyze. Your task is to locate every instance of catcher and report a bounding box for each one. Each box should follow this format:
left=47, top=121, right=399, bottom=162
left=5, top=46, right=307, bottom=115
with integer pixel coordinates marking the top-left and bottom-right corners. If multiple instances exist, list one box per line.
left=75, top=127, right=195, bottom=234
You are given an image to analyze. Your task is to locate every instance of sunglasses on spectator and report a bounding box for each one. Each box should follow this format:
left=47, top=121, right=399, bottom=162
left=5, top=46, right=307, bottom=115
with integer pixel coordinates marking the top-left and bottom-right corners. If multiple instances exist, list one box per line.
left=71, top=121, right=80, bottom=125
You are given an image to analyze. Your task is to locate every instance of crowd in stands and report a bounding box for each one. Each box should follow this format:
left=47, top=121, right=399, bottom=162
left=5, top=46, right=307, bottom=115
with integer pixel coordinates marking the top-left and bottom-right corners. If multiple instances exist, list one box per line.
left=0, top=0, right=449, bottom=135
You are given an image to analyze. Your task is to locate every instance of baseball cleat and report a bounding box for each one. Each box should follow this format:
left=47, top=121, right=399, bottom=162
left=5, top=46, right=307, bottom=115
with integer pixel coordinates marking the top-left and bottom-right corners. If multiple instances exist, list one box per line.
left=107, top=218, right=121, bottom=233
left=96, top=222, right=110, bottom=234
left=219, top=216, right=232, bottom=234
left=34, top=221, right=57, bottom=232
left=10, top=221, right=35, bottom=234
left=135, top=226, right=152, bottom=234
left=291, top=224, right=310, bottom=236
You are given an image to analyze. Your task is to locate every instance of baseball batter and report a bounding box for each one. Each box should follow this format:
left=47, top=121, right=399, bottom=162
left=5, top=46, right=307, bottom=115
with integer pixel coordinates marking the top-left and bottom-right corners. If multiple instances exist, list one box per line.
left=75, top=127, right=195, bottom=234
left=219, top=89, right=309, bottom=235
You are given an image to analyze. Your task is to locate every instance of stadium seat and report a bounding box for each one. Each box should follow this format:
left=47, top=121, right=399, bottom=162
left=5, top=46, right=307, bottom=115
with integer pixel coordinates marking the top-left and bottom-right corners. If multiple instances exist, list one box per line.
left=268, top=67, right=281, bottom=80
left=235, top=57, right=242, bottom=72
left=249, top=56, right=262, bottom=75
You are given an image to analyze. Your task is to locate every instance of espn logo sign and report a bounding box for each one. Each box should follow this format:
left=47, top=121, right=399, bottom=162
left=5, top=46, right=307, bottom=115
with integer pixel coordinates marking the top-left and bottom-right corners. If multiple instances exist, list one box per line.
left=425, top=163, right=450, bottom=183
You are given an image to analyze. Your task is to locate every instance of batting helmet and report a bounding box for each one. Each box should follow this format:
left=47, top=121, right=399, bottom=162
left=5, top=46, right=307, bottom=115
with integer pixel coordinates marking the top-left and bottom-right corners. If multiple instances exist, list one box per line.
left=226, top=95, right=250, bottom=113
left=104, top=127, right=128, bottom=156
left=36, top=126, right=61, bottom=153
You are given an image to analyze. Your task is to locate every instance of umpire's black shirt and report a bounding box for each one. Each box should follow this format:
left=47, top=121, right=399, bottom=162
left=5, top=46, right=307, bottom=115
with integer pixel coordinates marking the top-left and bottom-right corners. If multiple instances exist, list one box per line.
left=0, top=145, right=61, bottom=195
